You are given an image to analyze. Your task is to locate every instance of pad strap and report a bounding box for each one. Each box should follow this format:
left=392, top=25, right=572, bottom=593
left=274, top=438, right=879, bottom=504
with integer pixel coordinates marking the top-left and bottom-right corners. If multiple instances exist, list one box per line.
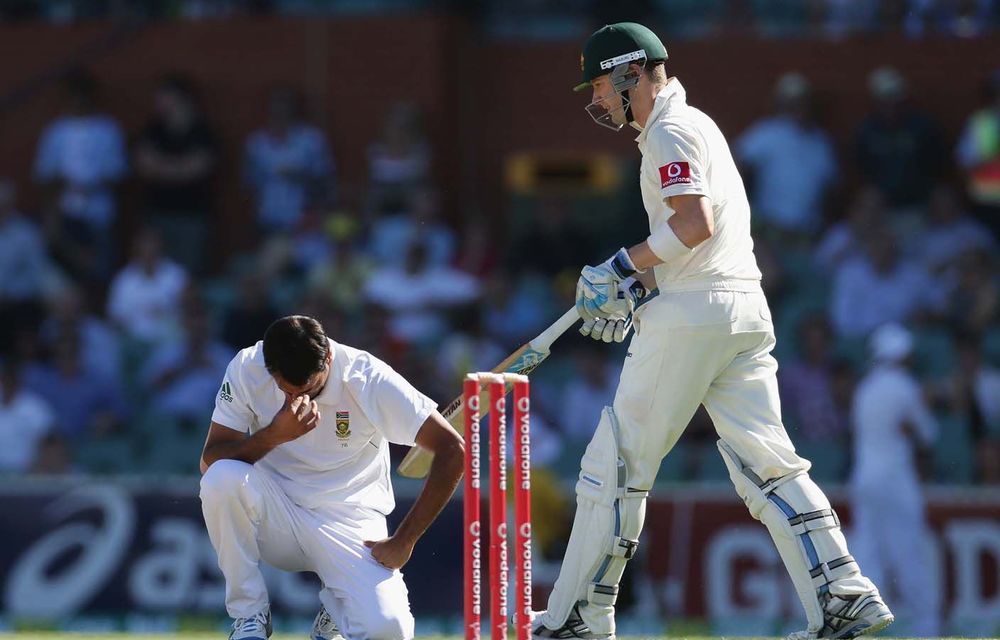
left=810, top=554, right=860, bottom=591
left=587, top=583, right=619, bottom=607
left=611, top=535, right=639, bottom=559
left=788, top=508, right=840, bottom=535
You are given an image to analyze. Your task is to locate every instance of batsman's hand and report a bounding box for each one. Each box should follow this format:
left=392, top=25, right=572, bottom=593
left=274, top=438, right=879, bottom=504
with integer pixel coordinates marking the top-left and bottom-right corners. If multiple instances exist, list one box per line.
left=578, top=279, right=657, bottom=344
left=266, top=394, right=321, bottom=444
left=580, top=315, right=633, bottom=343
left=364, top=535, right=415, bottom=570
left=576, top=247, right=640, bottom=320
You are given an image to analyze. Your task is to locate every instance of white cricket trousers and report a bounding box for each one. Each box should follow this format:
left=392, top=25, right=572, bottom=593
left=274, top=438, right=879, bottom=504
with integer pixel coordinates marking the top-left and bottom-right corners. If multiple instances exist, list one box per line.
left=617, top=288, right=807, bottom=487
left=850, top=476, right=940, bottom=637
left=199, top=459, right=415, bottom=640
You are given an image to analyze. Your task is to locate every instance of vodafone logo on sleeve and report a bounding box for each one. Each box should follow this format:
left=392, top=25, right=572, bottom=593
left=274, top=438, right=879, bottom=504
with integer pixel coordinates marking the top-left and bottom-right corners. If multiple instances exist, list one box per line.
left=659, top=162, right=691, bottom=188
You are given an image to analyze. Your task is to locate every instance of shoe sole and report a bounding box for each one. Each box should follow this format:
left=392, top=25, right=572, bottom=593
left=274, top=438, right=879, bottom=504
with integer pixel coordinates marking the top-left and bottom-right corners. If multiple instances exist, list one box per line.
left=832, top=612, right=894, bottom=639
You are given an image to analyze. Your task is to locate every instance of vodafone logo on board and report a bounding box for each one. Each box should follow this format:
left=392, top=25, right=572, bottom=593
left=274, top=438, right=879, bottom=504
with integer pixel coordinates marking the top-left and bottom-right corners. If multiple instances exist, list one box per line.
left=659, top=161, right=691, bottom=188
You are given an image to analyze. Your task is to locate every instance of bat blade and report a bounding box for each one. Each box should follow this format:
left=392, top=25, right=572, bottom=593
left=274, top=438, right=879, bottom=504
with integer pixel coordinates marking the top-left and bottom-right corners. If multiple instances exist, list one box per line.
left=396, top=342, right=551, bottom=479
left=397, top=307, right=577, bottom=479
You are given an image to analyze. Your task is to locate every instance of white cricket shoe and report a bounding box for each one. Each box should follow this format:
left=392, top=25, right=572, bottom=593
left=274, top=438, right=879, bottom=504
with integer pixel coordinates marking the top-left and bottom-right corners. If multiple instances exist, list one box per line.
left=786, top=592, right=894, bottom=639
left=310, top=606, right=345, bottom=640
left=230, top=607, right=272, bottom=640
left=531, top=606, right=614, bottom=640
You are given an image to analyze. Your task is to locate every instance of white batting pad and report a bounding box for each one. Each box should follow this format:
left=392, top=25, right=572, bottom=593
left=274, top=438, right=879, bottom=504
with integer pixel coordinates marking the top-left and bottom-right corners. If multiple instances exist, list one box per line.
left=717, top=439, right=876, bottom=634
left=541, top=408, right=647, bottom=636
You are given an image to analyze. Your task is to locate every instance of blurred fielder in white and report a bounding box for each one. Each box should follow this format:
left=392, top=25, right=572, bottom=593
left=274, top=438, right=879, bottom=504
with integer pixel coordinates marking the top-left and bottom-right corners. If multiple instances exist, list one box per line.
left=532, top=22, right=892, bottom=640
left=850, top=324, right=940, bottom=637
left=199, top=315, right=463, bottom=640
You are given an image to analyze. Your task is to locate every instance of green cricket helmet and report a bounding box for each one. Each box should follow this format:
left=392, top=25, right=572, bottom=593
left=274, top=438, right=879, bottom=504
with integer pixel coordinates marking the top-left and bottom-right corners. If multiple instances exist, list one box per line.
left=576, top=22, right=668, bottom=131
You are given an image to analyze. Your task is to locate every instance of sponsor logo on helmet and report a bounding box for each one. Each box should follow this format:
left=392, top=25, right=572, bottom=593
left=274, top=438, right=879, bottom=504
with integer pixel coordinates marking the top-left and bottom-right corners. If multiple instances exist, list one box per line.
left=600, top=49, right=646, bottom=70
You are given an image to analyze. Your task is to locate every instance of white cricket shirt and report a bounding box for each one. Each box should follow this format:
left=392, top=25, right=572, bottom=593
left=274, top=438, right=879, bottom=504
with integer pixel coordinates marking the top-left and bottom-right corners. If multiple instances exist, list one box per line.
left=850, top=364, right=937, bottom=488
left=211, top=339, right=436, bottom=513
left=635, top=79, right=762, bottom=292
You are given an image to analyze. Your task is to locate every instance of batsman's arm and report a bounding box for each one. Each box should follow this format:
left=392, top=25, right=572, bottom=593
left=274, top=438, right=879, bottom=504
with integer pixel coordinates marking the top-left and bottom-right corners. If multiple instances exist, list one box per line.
left=391, top=411, right=464, bottom=547
left=629, top=194, right=714, bottom=269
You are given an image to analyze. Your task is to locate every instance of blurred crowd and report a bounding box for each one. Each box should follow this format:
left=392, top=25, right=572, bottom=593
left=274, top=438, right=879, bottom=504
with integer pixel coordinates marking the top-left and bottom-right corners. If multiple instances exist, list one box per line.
left=4, top=0, right=1000, bottom=41
left=0, top=58, right=998, bottom=499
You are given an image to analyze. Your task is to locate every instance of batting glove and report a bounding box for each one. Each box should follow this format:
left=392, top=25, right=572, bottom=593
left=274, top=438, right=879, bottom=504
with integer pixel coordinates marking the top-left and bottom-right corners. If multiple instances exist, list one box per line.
left=580, top=315, right=633, bottom=343
left=578, top=280, right=653, bottom=344
left=575, top=248, right=640, bottom=320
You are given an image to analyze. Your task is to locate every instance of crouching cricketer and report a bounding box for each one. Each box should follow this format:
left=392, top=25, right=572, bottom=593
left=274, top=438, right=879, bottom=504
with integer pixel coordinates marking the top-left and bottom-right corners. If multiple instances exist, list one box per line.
left=199, top=315, right=463, bottom=640
left=532, top=23, right=893, bottom=640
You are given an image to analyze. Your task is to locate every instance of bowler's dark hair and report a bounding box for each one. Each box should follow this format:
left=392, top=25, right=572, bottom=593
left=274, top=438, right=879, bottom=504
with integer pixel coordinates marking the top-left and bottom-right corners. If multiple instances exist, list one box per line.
left=262, top=316, right=330, bottom=385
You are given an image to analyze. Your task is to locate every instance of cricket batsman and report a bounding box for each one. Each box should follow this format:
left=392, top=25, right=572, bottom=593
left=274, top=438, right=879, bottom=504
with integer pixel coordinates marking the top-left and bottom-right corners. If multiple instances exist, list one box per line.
left=532, top=23, right=893, bottom=640
left=199, top=315, right=464, bottom=640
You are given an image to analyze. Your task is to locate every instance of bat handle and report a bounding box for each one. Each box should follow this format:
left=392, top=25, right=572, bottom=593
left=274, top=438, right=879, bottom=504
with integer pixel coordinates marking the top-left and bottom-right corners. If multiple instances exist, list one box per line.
left=528, top=307, right=579, bottom=352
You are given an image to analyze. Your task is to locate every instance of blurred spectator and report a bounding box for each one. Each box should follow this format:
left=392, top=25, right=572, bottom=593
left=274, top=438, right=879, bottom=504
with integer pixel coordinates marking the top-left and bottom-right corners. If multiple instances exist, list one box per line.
left=905, top=0, right=997, bottom=37
left=830, top=227, right=940, bottom=337
left=244, top=87, right=334, bottom=232
left=107, top=228, right=189, bottom=344
left=558, top=344, right=618, bottom=443
left=482, top=270, right=557, bottom=346
left=364, top=241, right=479, bottom=344
left=0, top=179, right=52, bottom=303
left=943, top=333, right=1000, bottom=482
left=367, top=102, right=431, bottom=215
left=507, top=196, right=597, bottom=275
left=946, top=248, right=998, bottom=334
left=0, top=358, right=55, bottom=473
left=436, top=305, right=506, bottom=391
left=287, top=208, right=336, bottom=273
left=34, top=69, right=126, bottom=279
left=855, top=67, right=945, bottom=210
left=778, top=314, right=850, bottom=442
left=40, top=285, right=122, bottom=383
left=22, top=333, right=126, bottom=441
left=31, top=433, right=73, bottom=474
left=135, top=73, right=218, bottom=274
left=369, top=186, right=456, bottom=268
left=815, top=186, right=885, bottom=273
left=914, top=184, right=995, bottom=275
left=305, top=214, right=374, bottom=315
left=222, top=271, right=279, bottom=350
left=0, top=179, right=52, bottom=355
left=822, top=0, right=881, bottom=36
left=850, top=324, right=940, bottom=636
left=735, top=73, right=837, bottom=234
left=956, top=69, right=1000, bottom=237
left=140, top=294, right=231, bottom=424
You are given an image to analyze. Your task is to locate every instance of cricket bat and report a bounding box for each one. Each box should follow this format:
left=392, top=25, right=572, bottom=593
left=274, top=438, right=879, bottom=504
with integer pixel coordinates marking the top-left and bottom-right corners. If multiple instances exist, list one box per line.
left=397, top=307, right=580, bottom=478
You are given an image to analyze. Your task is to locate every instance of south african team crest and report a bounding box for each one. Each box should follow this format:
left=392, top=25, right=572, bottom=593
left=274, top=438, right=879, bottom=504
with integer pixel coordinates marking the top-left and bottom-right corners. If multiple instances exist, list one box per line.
left=335, top=411, right=351, bottom=440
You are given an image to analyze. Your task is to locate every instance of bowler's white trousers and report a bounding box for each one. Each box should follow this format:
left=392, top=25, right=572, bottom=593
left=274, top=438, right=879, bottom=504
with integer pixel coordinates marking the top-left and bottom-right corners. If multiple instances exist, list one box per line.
left=200, top=459, right=414, bottom=640
left=617, top=287, right=806, bottom=488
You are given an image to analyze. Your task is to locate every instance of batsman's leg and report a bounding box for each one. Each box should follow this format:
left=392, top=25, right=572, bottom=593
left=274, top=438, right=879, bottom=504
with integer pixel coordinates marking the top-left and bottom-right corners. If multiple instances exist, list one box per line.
left=705, top=329, right=891, bottom=638
left=538, top=324, right=718, bottom=637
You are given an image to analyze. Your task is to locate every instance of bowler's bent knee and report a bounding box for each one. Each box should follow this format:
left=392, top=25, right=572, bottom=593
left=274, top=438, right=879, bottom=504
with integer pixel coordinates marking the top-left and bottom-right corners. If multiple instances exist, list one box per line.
left=200, top=459, right=253, bottom=503
left=362, top=610, right=414, bottom=640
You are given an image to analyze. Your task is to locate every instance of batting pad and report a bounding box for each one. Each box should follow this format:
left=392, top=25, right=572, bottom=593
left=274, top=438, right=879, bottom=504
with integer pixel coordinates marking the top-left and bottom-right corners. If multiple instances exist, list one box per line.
left=542, top=407, right=647, bottom=636
left=717, top=439, right=876, bottom=634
